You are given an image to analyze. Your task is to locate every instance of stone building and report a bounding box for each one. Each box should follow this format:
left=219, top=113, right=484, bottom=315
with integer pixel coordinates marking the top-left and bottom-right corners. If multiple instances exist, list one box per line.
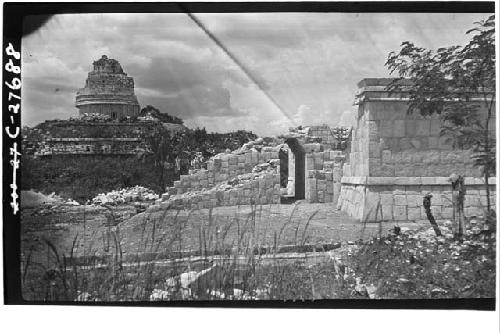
left=75, top=55, right=140, bottom=119
left=337, top=78, right=496, bottom=222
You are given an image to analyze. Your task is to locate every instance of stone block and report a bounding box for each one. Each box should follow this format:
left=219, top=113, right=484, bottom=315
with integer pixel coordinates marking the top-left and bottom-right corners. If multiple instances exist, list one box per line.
left=379, top=193, right=393, bottom=205
left=368, top=142, right=381, bottom=158
left=441, top=193, right=453, bottom=207
left=430, top=120, right=441, bottom=136
left=393, top=205, right=407, bottom=220
left=393, top=120, right=405, bottom=137
left=465, top=195, right=481, bottom=207
left=407, top=194, right=421, bottom=207
left=381, top=204, right=393, bottom=220
left=416, top=120, right=431, bottom=136
left=410, top=139, right=421, bottom=149
left=326, top=182, right=334, bottom=194
left=466, top=206, right=483, bottom=217
left=429, top=205, right=442, bottom=218
left=367, top=121, right=379, bottom=140
left=407, top=207, right=421, bottom=221
left=379, top=120, right=393, bottom=137
left=394, top=194, right=407, bottom=206
left=405, top=120, right=417, bottom=137
left=441, top=207, right=454, bottom=219
left=427, top=137, right=439, bottom=149
left=245, top=152, right=252, bottom=164
left=399, top=138, right=412, bottom=150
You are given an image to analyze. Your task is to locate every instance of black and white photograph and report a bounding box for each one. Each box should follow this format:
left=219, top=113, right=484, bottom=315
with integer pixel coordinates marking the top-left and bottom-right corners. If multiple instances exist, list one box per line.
left=2, top=1, right=497, bottom=316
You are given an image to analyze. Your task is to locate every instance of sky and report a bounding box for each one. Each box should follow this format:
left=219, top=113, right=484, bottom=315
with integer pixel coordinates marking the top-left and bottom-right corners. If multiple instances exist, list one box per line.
left=21, top=12, right=489, bottom=136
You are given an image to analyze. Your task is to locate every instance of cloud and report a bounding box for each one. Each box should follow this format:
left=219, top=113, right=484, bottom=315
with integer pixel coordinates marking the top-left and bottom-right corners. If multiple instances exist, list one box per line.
left=21, top=12, right=489, bottom=136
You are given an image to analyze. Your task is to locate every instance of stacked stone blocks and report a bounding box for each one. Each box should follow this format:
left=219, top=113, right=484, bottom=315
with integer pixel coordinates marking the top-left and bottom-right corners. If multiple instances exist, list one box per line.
left=162, top=172, right=281, bottom=210
left=162, top=147, right=282, bottom=210
left=304, top=147, right=345, bottom=204
left=338, top=78, right=496, bottom=221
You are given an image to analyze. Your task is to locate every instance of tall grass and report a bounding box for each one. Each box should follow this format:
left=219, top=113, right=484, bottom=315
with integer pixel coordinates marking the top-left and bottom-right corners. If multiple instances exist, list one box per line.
left=21, top=200, right=348, bottom=301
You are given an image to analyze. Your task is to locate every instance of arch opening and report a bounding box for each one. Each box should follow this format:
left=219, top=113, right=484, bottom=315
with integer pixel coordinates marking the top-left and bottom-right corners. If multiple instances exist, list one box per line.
left=281, top=137, right=306, bottom=201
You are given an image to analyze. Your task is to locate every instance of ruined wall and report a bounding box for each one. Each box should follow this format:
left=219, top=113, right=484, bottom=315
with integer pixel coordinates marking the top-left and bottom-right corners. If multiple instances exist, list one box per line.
left=24, top=120, right=183, bottom=157
left=307, top=125, right=337, bottom=148
left=158, top=140, right=282, bottom=210
left=169, top=146, right=280, bottom=194
left=161, top=171, right=280, bottom=210
left=288, top=124, right=347, bottom=149
left=338, top=78, right=496, bottom=221
left=35, top=138, right=147, bottom=156
left=154, top=134, right=347, bottom=210
left=304, top=145, right=345, bottom=204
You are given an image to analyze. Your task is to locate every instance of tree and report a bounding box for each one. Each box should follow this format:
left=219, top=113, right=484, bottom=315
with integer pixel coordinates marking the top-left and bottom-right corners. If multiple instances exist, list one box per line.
left=142, top=125, right=175, bottom=190
left=385, top=14, right=495, bottom=211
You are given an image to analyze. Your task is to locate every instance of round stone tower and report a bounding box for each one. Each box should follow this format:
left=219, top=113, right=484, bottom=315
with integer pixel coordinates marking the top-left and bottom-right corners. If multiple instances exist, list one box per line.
left=75, top=55, right=140, bottom=119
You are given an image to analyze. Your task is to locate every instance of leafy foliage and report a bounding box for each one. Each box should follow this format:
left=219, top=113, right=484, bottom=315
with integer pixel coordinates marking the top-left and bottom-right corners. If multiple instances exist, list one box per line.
left=22, top=123, right=257, bottom=200
left=386, top=15, right=496, bottom=209
left=139, top=105, right=184, bottom=124
left=21, top=155, right=167, bottom=201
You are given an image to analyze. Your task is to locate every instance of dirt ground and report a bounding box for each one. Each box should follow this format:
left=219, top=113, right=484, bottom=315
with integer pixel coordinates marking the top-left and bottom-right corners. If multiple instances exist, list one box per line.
left=21, top=201, right=428, bottom=266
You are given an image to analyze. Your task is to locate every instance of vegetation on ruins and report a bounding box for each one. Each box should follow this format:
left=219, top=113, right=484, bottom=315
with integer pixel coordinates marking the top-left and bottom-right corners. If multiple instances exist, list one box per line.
left=21, top=155, right=166, bottom=201
left=21, top=201, right=495, bottom=301
left=22, top=112, right=257, bottom=201
left=386, top=14, right=496, bottom=212
left=139, top=105, right=184, bottom=124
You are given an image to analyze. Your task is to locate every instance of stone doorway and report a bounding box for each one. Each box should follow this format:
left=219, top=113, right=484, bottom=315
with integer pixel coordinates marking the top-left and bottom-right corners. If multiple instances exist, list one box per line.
left=282, top=138, right=306, bottom=200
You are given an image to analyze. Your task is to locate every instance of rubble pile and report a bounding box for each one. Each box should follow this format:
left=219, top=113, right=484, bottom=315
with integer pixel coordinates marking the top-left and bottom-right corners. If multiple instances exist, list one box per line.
left=230, top=136, right=282, bottom=154
left=284, top=126, right=323, bottom=144
left=21, top=190, right=80, bottom=208
left=21, top=190, right=80, bottom=216
left=284, top=125, right=352, bottom=150
left=137, top=114, right=160, bottom=122
left=91, top=186, right=159, bottom=206
left=330, top=216, right=496, bottom=299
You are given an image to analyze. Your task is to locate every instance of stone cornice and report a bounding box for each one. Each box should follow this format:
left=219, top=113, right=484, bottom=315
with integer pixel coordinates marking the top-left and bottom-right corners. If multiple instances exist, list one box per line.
left=341, top=176, right=496, bottom=186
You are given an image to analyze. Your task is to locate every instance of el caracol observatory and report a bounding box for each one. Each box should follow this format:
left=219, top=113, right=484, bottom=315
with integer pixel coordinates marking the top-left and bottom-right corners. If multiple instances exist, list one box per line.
left=75, top=55, right=140, bottom=119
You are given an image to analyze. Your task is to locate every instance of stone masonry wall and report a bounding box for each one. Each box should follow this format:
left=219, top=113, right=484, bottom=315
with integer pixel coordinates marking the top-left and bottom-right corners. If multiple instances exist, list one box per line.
left=307, top=125, right=337, bottom=148
left=35, top=137, right=147, bottom=156
left=303, top=143, right=345, bottom=204
left=338, top=78, right=496, bottom=221
left=338, top=180, right=496, bottom=222
left=159, top=171, right=280, bottom=210
left=155, top=139, right=283, bottom=210
left=168, top=146, right=281, bottom=195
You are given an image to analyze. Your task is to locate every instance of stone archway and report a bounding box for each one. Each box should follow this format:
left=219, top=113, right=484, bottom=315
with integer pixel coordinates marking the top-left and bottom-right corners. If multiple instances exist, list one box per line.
left=284, top=137, right=306, bottom=200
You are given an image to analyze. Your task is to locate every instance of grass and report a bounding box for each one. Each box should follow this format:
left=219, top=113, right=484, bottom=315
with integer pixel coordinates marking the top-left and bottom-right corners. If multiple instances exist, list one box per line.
left=20, top=202, right=496, bottom=301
